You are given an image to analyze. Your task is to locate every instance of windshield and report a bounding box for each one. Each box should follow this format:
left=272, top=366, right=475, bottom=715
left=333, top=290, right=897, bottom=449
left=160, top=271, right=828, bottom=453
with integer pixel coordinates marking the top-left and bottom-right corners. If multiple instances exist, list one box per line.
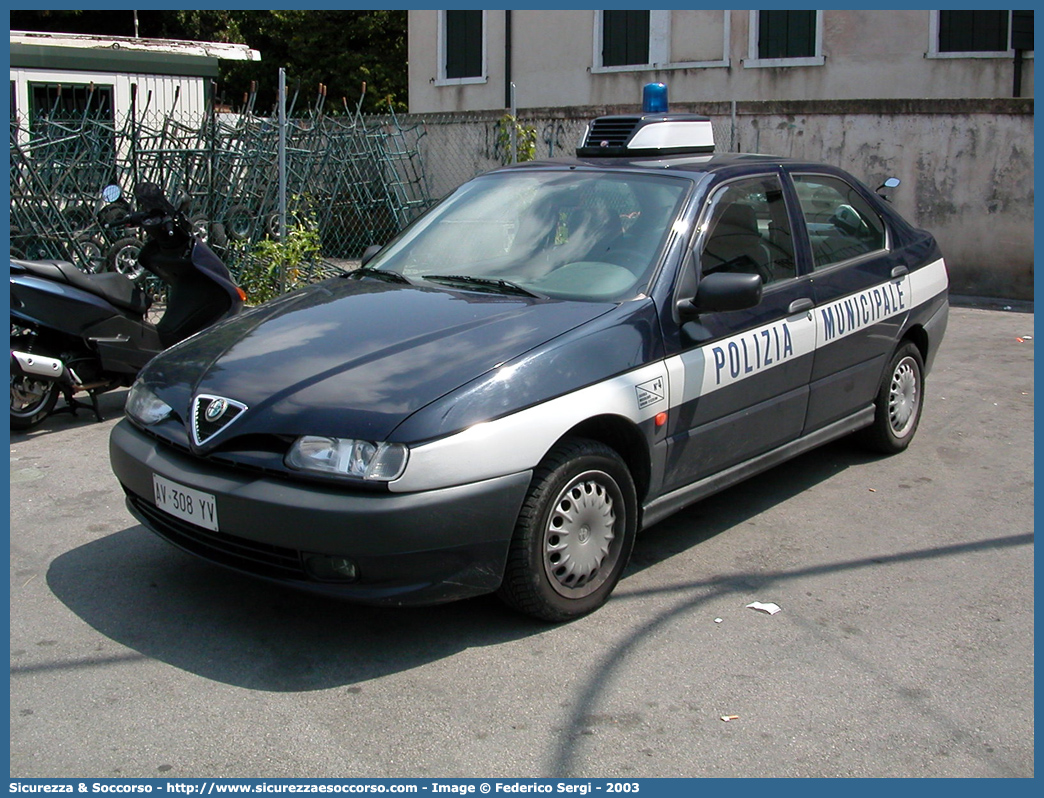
left=365, top=170, right=691, bottom=302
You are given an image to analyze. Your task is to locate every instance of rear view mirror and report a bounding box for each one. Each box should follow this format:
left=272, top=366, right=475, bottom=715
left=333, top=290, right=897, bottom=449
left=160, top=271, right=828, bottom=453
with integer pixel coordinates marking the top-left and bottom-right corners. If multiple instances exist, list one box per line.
left=102, top=185, right=122, bottom=203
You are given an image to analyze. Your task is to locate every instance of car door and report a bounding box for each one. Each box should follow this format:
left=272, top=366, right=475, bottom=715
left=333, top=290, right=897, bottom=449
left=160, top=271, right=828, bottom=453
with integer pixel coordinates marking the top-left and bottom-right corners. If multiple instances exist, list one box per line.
left=660, top=172, right=816, bottom=492
left=786, top=171, right=912, bottom=432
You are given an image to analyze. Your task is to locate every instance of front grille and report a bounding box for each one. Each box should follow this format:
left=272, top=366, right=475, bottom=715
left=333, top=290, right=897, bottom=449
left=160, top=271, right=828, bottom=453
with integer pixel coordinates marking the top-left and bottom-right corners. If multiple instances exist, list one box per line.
left=584, top=117, right=640, bottom=148
left=127, top=492, right=308, bottom=581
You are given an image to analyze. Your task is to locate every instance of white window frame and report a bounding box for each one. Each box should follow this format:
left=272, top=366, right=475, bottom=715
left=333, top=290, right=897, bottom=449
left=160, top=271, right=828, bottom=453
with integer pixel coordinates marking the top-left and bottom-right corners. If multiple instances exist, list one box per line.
left=591, top=10, right=731, bottom=73
left=435, top=9, right=487, bottom=86
left=927, top=10, right=1033, bottom=60
left=744, top=9, right=825, bottom=69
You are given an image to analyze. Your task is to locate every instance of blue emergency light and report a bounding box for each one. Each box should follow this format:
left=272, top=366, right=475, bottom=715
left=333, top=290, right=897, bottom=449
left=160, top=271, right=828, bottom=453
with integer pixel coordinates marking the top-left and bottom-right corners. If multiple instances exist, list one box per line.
left=642, top=82, right=669, bottom=113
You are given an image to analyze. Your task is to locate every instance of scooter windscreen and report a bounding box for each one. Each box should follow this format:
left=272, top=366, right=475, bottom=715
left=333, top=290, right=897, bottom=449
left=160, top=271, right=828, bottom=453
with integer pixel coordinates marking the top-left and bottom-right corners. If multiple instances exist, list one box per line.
left=135, top=183, right=192, bottom=246
left=134, top=182, right=177, bottom=216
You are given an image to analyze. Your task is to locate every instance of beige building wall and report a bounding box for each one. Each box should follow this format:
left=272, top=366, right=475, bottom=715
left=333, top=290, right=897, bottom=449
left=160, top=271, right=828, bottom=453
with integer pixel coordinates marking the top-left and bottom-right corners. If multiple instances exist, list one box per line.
left=408, top=9, right=1033, bottom=113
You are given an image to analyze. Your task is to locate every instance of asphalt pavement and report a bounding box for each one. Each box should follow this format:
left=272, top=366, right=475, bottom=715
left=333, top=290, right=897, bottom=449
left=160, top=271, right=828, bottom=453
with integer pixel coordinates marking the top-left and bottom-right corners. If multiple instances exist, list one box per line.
left=8, top=305, right=1034, bottom=778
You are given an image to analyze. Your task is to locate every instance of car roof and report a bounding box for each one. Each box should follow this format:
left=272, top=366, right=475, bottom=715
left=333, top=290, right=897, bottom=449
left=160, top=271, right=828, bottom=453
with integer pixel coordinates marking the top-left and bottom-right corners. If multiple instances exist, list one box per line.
left=489, top=151, right=843, bottom=181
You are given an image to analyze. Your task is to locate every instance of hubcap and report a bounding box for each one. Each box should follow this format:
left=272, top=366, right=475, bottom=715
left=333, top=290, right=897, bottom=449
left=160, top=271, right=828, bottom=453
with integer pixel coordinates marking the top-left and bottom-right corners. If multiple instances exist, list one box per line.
left=543, top=470, right=622, bottom=599
left=888, top=356, right=919, bottom=437
left=114, top=246, right=143, bottom=279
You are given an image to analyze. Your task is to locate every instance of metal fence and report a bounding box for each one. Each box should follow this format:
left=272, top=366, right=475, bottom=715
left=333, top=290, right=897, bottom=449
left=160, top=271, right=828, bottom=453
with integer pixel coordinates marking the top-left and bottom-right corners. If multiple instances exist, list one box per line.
left=10, top=101, right=737, bottom=294
left=10, top=100, right=436, bottom=280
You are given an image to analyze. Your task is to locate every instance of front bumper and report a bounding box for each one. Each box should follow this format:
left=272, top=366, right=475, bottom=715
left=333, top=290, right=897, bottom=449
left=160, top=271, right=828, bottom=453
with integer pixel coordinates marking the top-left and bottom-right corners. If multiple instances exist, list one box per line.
left=109, top=420, right=532, bottom=605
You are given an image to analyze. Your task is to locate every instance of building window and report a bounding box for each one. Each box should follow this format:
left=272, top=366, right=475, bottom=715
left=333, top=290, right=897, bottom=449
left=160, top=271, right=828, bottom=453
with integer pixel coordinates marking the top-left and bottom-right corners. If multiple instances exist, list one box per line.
left=593, top=10, right=670, bottom=71
left=938, top=10, right=1009, bottom=53
left=758, top=10, right=816, bottom=59
left=929, top=11, right=1033, bottom=57
left=745, top=10, right=824, bottom=68
left=602, top=10, right=650, bottom=67
left=28, top=82, right=114, bottom=123
left=439, top=10, right=485, bottom=83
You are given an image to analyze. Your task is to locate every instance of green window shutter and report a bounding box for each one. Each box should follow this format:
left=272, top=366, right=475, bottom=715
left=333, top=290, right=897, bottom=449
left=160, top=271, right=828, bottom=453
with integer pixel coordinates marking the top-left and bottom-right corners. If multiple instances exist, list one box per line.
left=603, top=10, right=650, bottom=67
left=446, top=10, right=483, bottom=79
left=759, top=10, right=816, bottom=59
left=939, top=10, right=1009, bottom=52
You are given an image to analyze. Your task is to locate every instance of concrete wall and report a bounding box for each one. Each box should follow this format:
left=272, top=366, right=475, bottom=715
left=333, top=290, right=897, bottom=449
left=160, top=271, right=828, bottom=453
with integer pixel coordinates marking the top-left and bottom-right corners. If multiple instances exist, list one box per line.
left=401, top=98, right=1033, bottom=300
left=409, top=9, right=1034, bottom=114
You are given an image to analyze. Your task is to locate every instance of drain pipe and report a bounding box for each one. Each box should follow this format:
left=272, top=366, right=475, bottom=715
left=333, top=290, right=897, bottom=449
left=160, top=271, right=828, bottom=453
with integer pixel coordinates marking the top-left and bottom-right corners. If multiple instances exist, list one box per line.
left=504, top=10, right=513, bottom=109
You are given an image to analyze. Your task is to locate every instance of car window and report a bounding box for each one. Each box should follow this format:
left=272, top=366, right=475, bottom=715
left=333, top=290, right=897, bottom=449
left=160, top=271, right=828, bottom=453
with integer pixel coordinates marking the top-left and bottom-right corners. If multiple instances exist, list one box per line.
left=367, top=171, right=690, bottom=302
left=793, top=174, right=887, bottom=269
left=699, top=175, right=797, bottom=287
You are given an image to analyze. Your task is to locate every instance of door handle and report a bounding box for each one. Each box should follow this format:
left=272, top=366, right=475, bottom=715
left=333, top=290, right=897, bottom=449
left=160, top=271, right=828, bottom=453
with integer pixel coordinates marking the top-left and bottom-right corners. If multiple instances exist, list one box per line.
left=788, top=298, right=814, bottom=314
left=891, top=265, right=909, bottom=278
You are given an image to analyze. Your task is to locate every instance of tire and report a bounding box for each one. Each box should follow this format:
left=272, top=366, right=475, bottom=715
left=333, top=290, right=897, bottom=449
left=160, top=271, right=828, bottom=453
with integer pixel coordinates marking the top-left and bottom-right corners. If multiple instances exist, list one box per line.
left=189, top=215, right=211, bottom=244
left=209, top=222, right=229, bottom=249
left=498, top=438, right=638, bottom=622
left=106, top=237, right=145, bottom=280
left=73, top=236, right=106, bottom=273
left=20, top=236, right=67, bottom=262
left=224, top=205, right=254, bottom=241
left=11, top=370, right=60, bottom=430
left=857, top=341, right=925, bottom=454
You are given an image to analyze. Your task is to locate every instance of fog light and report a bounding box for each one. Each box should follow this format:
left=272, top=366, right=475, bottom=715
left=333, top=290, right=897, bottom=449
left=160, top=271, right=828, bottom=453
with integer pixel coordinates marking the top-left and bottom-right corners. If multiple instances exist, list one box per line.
left=304, top=554, right=358, bottom=582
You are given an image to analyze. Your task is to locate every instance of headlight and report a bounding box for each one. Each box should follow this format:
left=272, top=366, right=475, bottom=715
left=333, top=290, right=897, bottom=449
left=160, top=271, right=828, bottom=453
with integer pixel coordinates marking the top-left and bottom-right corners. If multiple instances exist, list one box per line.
left=285, top=436, right=409, bottom=482
left=125, top=381, right=172, bottom=425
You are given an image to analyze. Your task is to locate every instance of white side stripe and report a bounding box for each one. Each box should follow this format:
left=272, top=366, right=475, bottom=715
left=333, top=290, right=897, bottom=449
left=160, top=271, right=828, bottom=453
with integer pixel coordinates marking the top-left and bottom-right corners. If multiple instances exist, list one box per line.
left=908, top=257, right=948, bottom=307
left=391, top=361, right=668, bottom=493
left=393, top=260, right=948, bottom=493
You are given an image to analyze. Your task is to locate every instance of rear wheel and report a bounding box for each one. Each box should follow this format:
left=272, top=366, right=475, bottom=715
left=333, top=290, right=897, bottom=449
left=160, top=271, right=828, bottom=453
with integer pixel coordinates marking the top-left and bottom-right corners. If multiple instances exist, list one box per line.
left=11, top=371, right=60, bottom=430
left=498, top=438, right=637, bottom=622
left=857, top=341, right=925, bottom=453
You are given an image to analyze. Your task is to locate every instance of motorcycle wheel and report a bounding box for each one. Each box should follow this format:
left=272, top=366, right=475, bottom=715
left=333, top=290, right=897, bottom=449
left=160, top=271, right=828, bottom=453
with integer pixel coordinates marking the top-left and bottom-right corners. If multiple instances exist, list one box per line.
left=106, top=237, right=145, bottom=280
left=10, top=371, right=60, bottom=430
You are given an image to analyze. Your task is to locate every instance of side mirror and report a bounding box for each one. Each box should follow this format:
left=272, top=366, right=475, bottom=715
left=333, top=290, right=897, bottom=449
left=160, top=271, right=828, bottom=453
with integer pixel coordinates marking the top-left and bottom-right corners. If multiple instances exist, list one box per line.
left=102, top=185, right=122, bottom=203
left=875, top=177, right=900, bottom=200
left=360, top=244, right=383, bottom=267
left=677, top=272, right=762, bottom=320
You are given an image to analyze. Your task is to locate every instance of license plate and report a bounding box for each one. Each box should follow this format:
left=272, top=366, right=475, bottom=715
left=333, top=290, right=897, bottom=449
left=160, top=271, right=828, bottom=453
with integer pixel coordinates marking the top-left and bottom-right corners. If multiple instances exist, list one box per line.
left=153, top=474, right=219, bottom=532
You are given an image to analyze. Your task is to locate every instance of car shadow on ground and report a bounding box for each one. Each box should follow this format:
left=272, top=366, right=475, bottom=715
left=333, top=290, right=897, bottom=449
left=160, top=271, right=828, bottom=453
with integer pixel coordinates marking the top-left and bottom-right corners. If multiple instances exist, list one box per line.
left=627, top=438, right=879, bottom=578
left=44, top=438, right=880, bottom=694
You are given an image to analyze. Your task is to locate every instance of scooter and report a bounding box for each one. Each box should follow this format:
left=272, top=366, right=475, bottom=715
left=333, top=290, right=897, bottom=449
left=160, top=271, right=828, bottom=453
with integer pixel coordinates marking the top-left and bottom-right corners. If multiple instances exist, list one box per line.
left=10, top=183, right=246, bottom=430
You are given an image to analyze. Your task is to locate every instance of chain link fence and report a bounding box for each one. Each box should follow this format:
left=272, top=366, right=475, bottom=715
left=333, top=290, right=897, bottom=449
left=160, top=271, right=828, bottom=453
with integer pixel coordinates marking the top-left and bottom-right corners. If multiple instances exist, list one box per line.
left=10, top=103, right=737, bottom=298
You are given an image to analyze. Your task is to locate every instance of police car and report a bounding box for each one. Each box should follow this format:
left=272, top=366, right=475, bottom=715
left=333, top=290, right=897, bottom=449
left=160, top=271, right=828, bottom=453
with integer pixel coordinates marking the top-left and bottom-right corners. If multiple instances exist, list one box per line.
left=110, top=86, right=948, bottom=621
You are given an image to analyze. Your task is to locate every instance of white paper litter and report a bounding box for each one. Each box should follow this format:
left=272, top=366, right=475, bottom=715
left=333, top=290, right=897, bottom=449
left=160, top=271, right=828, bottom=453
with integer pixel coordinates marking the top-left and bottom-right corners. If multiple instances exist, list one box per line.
left=746, top=601, right=782, bottom=615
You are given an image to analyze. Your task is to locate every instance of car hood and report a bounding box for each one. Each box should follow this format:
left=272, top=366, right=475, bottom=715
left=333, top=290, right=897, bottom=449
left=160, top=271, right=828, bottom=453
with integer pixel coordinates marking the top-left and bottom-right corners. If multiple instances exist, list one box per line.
left=145, top=276, right=613, bottom=444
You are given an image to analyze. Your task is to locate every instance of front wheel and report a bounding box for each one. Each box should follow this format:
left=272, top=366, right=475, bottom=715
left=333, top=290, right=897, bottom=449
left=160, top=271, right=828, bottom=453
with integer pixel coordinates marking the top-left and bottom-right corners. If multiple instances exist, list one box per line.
left=11, top=371, right=60, bottom=430
left=498, top=438, right=637, bottom=622
left=857, top=341, right=925, bottom=454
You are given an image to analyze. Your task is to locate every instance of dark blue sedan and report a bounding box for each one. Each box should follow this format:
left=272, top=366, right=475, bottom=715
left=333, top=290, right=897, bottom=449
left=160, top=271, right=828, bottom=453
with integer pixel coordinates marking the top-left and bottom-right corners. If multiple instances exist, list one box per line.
left=110, top=111, right=948, bottom=621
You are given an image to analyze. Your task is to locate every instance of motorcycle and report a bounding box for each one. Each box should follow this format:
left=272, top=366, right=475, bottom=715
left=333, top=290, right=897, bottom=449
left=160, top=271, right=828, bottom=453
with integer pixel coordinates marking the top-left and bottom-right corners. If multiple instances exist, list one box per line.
left=10, top=183, right=246, bottom=430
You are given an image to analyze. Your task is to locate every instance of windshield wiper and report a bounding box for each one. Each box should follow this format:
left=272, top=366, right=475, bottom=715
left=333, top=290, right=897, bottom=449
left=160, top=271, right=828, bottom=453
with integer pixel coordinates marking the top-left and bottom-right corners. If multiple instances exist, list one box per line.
left=422, top=274, right=543, bottom=298
left=349, top=267, right=412, bottom=285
